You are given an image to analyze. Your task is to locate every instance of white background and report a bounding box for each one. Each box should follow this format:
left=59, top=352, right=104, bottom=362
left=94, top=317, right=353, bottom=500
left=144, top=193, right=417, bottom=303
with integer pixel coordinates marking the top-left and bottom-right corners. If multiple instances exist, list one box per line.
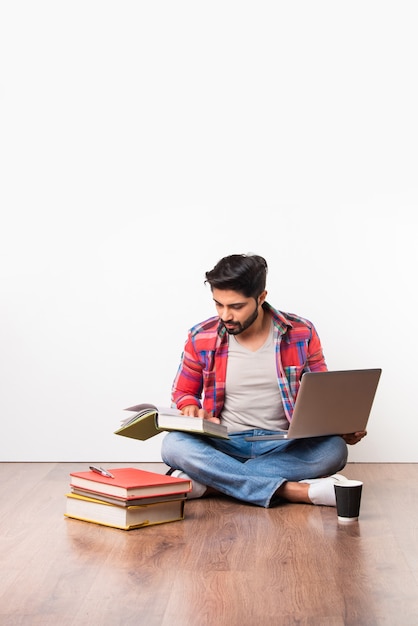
left=1, top=2, right=417, bottom=462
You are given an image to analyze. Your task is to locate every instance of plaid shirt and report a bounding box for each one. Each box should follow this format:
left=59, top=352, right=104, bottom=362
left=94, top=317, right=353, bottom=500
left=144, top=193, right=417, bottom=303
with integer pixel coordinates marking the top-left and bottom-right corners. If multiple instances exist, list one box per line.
left=171, top=303, right=327, bottom=423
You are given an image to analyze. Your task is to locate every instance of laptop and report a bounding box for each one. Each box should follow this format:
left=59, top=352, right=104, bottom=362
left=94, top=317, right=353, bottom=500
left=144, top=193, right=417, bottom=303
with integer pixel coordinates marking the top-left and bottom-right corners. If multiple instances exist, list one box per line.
left=245, top=368, right=382, bottom=440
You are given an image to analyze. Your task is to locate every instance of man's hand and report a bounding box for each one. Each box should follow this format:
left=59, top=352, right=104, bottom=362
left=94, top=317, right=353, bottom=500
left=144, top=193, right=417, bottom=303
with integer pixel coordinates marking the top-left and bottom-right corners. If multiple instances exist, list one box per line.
left=341, top=431, right=367, bottom=445
left=180, top=405, right=221, bottom=424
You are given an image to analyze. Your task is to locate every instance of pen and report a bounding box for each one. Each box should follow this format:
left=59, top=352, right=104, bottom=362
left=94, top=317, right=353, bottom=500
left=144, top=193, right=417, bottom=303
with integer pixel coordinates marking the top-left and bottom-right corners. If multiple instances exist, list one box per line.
left=89, top=465, right=114, bottom=478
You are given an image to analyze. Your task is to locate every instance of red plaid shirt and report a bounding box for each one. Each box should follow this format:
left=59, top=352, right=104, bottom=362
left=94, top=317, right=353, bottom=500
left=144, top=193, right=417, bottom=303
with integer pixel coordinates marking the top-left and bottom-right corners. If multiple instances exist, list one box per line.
left=171, top=303, right=327, bottom=423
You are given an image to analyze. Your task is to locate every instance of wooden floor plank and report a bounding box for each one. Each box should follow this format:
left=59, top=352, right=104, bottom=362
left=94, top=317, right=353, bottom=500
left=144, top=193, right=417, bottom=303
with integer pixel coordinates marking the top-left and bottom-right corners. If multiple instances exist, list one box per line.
left=1, top=463, right=418, bottom=625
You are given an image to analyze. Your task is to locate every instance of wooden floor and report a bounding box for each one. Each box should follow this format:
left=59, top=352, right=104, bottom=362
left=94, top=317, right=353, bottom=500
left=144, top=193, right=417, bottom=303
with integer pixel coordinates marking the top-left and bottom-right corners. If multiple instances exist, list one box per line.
left=1, top=463, right=418, bottom=626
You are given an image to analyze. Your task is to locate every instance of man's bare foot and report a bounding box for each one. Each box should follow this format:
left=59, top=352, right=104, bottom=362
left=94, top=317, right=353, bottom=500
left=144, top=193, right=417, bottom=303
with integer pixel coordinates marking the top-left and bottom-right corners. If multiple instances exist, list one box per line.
left=274, top=481, right=311, bottom=504
left=276, top=474, right=348, bottom=507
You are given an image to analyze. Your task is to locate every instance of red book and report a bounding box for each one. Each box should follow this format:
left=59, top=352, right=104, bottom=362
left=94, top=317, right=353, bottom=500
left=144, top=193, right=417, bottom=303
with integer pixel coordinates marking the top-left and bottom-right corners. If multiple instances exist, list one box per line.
left=70, top=467, right=191, bottom=500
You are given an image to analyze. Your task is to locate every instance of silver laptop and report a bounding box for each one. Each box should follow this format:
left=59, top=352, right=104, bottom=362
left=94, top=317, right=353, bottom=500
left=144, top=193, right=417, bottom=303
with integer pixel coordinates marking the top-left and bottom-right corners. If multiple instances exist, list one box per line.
left=245, top=368, right=382, bottom=440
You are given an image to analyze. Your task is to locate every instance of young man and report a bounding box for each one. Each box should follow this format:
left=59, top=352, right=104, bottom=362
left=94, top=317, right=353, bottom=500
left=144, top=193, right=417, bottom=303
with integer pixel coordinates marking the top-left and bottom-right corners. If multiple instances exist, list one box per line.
left=161, top=254, right=366, bottom=508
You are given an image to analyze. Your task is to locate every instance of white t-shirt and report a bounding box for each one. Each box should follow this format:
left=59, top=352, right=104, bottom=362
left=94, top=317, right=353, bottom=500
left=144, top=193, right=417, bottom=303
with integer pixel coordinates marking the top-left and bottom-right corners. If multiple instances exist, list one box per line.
left=220, top=322, right=289, bottom=433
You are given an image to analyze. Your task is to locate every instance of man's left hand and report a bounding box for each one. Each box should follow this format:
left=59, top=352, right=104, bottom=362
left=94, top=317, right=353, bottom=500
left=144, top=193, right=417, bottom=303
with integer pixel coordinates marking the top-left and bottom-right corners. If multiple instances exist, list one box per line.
left=341, top=431, right=367, bottom=445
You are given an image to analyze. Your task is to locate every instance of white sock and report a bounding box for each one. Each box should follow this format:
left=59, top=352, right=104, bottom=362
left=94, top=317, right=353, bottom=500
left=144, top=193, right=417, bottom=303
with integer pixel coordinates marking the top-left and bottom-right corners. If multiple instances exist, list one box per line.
left=171, top=470, right=207, bottom=499
left=300, top=474, right=348, bottom=507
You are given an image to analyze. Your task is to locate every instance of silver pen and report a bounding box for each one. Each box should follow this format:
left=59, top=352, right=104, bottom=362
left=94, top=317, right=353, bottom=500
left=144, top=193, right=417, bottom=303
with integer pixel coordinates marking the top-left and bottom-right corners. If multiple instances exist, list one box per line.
left=89, top=465, right=114, bottom=478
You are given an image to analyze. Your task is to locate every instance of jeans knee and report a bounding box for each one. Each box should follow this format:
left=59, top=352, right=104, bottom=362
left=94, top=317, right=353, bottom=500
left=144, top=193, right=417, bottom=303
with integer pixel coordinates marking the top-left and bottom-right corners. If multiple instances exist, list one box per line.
left=160, top=431, right=183, bottom=467
left=332, top=435, right=348, bottom=468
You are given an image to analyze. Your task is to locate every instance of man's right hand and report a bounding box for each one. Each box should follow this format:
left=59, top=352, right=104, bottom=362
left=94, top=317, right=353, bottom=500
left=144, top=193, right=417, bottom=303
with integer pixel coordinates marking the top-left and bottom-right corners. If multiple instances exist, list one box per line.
left=180, top=405, right=221, bottom=423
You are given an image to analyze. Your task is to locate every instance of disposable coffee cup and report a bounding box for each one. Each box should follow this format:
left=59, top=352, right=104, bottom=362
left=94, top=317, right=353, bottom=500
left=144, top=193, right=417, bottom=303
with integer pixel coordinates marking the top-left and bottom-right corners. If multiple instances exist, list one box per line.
left=334, top=480, right=363, bottom=522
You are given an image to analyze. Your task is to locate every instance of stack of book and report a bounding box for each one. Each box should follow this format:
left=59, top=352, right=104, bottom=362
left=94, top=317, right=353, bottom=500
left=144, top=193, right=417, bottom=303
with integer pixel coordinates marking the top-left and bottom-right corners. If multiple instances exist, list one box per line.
left=64, top=466, right=192, bottom=530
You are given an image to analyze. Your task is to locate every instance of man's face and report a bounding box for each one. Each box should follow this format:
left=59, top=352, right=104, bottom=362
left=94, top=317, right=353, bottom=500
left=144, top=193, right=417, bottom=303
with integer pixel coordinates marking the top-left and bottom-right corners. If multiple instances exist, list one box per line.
left=212, top=288, right=264, bottom=335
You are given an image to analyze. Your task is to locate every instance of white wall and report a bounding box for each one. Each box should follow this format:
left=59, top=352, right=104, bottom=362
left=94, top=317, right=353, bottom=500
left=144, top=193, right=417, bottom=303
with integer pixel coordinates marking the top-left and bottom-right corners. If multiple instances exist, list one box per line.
left=1, top=2, right=417, bottom=463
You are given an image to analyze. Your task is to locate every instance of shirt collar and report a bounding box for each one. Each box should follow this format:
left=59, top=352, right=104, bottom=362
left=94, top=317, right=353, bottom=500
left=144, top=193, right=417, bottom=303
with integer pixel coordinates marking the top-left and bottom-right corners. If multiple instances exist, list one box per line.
left=263, top=302, right=293, bottom=335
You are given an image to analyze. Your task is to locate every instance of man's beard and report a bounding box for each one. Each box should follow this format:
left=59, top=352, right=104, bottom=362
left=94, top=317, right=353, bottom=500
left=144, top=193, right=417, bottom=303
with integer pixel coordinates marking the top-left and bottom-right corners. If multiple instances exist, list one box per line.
left=221, top=302, right=259, bottom=335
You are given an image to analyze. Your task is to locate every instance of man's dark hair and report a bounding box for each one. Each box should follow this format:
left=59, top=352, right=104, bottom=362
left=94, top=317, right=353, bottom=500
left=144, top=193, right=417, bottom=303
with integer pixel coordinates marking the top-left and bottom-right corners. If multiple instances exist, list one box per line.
left=205, top=254, right=268, bottom=298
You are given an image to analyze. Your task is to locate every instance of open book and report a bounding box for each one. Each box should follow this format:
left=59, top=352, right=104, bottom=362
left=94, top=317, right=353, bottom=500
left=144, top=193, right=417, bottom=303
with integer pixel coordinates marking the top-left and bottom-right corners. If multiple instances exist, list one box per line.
left=114, top=403, right=229, bottom=441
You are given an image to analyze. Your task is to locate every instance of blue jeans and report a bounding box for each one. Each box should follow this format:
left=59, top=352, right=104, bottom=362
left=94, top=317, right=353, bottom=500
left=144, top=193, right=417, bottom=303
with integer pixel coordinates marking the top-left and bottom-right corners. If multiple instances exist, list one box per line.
left=161, top=430, right=348, bottom=508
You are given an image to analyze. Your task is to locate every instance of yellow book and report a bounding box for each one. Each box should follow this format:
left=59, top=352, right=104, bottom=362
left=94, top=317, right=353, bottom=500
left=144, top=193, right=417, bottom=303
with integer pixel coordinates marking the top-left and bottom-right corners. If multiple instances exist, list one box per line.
left=64, top=492, right=185, bottom=530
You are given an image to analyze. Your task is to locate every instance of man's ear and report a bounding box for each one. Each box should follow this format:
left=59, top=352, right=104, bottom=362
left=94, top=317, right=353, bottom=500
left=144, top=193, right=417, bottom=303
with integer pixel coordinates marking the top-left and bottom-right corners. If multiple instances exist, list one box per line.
left=258, top=290, right=267, bottom=306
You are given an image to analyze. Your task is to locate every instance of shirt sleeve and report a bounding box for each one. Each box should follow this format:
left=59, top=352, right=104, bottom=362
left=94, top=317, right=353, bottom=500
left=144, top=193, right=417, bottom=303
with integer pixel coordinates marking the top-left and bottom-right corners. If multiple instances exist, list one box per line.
left=306, top=323, right=328, bottom=372
left=171, top=333, right=204, bottom=410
